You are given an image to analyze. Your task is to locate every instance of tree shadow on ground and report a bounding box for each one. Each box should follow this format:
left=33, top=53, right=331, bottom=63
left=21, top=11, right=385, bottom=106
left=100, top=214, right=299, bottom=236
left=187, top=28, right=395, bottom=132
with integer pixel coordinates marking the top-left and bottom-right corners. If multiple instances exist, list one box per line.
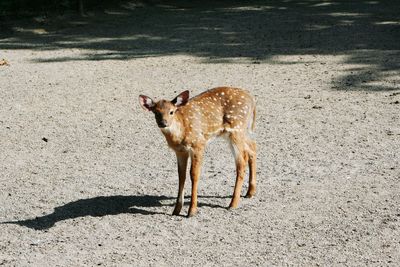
left=0, top=0, right=399, bottom=91
left=2, top=194, right=229, bottom=230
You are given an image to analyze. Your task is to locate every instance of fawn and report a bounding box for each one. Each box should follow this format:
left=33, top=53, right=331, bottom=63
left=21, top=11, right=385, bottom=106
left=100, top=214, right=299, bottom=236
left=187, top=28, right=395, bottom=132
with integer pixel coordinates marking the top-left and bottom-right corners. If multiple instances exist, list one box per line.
left=139, top=87, right=256, bottom=217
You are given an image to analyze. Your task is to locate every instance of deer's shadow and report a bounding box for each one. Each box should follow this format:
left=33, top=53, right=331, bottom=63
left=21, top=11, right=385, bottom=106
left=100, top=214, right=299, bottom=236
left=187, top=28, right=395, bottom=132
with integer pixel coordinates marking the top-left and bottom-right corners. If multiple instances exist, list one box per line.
left=3, top=194, right=228, bottom=230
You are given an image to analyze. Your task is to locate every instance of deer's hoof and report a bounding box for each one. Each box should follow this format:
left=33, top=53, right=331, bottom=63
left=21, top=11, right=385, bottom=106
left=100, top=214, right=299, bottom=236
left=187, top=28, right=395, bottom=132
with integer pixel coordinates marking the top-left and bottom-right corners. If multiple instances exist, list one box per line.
left=172, top=203, right=182, bottom=216
left=187, top=209, right=197, bottom=218
left=245, top=192, right=255, bottom=198
left=228, top=199, right=239, bottom=209
left=245, top=187, right=256, bottom=198
left=228, top=204, right=238, bottom=210
left=172, top=210, right=180, bottom=216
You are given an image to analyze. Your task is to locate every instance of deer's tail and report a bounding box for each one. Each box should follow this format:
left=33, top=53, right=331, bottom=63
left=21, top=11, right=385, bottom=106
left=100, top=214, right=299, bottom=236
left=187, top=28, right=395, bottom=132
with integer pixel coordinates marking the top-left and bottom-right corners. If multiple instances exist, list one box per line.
left=251, top=106, right=256, bottom=132
left=247, top=103, right=256, bottom=134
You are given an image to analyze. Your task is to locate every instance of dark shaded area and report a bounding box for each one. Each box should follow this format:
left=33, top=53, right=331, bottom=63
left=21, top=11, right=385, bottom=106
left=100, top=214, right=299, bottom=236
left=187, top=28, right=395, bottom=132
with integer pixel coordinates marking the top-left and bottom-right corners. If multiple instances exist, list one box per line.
left=2, top=194, right=228, bottom=230
left=0, top=0, right=399, bottom=90
left=0, top=0, right=126, bottom=16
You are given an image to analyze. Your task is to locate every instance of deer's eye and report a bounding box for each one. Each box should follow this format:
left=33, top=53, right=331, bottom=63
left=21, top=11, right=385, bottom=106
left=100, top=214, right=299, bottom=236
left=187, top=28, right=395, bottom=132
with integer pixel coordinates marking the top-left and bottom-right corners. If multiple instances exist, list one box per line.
left=169, top=110, right=174, bottom=115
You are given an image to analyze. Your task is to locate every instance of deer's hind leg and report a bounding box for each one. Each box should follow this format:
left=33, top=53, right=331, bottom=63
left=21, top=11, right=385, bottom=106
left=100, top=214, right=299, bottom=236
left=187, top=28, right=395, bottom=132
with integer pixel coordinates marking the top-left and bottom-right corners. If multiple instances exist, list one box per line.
left=245, top=138, right=256, bottom=198
left=228, top=132, right=247, bottom=209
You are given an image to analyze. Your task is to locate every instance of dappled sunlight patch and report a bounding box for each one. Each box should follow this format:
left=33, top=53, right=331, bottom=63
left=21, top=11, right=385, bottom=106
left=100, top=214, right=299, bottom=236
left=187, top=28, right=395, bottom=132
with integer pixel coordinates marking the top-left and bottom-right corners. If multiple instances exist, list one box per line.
left=328, top=12, right=370, bottom=18
left=227, top=6, right=274, bottom=11
left=12, top=27, right=49, bottom=35
left=0, top=0, right=398, bottom=92
left=311, top=2, right=339, bottom=8
left=308, top=24, right=332, bottom=31
left=338, top=20, right=355, bottom=26
left=365, top=1, right=379, bottom=4
left=374, top=21, right=400, bottom=26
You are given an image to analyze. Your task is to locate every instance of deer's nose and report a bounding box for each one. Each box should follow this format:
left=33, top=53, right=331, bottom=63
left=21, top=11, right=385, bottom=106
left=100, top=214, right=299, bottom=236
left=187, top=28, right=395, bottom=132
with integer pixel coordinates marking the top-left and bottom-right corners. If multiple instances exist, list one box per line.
left=158, top=120, right=167, bottom=128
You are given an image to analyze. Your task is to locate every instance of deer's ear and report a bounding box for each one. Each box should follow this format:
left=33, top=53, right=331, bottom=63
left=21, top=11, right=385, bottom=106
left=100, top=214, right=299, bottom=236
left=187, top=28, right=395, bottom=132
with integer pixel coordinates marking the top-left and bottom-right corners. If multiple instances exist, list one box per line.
left=172, top=90, right=189, bottom=107
left=139, top=95, right=155, bottom=111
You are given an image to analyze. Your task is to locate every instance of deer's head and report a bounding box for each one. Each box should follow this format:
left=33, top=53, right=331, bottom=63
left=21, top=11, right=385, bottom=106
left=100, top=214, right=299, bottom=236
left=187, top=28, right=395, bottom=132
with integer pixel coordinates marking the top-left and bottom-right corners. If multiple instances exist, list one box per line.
left=139, top=91, right=189, bottom=128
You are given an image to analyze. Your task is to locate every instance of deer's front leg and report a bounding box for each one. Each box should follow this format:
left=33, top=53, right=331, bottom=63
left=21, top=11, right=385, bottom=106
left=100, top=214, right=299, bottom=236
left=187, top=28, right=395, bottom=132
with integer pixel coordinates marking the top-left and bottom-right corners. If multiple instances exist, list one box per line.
left=188, top=148, right=204, bottom=217
left=173, top=152, right=189, bottom=216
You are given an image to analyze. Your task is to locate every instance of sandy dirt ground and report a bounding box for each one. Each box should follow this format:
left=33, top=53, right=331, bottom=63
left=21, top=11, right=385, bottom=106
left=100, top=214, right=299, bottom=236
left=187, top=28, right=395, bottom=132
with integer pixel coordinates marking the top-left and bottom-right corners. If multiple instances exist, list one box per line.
left=0, top=1, right=399, bottom=266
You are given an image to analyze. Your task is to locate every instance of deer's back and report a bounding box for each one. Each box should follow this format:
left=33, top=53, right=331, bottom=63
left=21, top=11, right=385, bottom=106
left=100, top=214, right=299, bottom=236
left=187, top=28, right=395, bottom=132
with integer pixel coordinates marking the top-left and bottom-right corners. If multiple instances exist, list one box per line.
left=177, top=87, right=255, bottom=142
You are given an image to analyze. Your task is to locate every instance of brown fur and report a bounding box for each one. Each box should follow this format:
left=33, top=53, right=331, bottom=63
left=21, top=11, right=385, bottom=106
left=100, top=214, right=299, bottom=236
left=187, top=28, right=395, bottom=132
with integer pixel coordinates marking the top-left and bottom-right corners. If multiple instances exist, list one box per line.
left=139, top=87, right=257, bottom=217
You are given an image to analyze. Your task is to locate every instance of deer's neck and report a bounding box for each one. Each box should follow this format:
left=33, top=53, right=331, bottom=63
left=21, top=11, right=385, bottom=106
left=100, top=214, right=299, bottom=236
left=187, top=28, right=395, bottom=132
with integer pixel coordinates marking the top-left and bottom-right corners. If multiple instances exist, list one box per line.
left=160, top=114, right=184, bottom=147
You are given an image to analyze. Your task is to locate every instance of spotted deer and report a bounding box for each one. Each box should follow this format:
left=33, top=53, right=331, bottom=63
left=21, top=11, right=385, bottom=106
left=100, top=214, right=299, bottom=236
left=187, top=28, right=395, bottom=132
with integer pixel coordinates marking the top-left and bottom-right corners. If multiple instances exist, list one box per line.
left=139, top=87, right=256, bottom=217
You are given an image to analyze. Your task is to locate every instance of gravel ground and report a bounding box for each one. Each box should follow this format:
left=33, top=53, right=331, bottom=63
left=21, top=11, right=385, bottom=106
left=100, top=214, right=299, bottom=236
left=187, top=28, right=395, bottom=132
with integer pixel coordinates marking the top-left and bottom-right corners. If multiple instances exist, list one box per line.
left=0, top=1, right=399, bottom=266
